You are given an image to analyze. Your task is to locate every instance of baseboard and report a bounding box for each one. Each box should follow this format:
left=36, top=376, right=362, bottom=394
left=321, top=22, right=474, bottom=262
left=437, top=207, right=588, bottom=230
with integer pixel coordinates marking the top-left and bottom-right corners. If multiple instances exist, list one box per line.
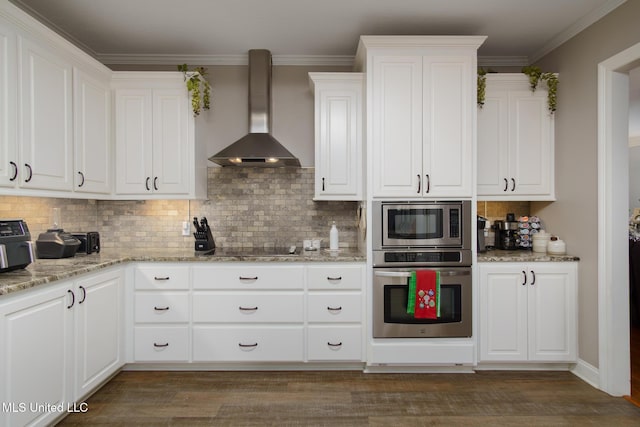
left=571, top=358, right=600, bottom=389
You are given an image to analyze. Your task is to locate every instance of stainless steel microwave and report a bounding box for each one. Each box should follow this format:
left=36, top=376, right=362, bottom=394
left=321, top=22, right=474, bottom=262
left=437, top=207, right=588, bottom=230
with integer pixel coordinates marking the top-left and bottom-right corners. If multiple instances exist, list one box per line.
left=372, top=201, right=471, bottom=249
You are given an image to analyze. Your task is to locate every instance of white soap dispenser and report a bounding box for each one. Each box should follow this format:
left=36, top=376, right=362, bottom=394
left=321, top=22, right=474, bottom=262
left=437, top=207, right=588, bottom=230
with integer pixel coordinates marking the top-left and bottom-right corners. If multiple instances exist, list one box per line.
left=329, top=221, right=339, bottom=250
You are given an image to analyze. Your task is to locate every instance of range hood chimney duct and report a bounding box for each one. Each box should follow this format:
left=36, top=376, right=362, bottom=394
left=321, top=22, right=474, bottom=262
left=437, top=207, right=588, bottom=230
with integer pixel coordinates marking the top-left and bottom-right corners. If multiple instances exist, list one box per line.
left=208, top=49, right=301, bottom=167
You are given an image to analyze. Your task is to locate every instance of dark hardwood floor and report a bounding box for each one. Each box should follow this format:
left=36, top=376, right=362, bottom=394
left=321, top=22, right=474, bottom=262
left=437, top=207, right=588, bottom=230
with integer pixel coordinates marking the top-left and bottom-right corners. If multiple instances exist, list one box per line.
left=57, top=370, right=640, bottom=426
left=631, top=325, right=640, bottom=404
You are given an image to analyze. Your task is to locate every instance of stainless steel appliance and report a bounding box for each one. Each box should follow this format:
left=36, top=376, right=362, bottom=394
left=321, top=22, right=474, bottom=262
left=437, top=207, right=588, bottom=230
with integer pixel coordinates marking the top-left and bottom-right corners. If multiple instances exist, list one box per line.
left=494, top=218, right=519, bottom=250
left=72, top=232, right=100, bottom=254
left=372, top=200, right=472, bottom=338
left=373, top=267, right=472, bottom=338
left=0, top=219, right=35, bottom=272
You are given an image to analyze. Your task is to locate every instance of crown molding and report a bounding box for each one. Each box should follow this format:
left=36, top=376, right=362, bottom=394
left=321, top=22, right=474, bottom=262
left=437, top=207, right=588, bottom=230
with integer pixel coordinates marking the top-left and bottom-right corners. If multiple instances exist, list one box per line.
left=97, top=53, right=356, bottom=67
left=478, top=56, right=530, bottom=68
left=529, top=0, right=627, bottom=63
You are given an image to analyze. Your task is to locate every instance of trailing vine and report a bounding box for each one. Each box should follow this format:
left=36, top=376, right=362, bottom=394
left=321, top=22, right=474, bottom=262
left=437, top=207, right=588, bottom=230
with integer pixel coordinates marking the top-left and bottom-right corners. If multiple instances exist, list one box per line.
left=178, top=64, right=211, bottom=116
left=477, top=67, right=487, bottom=108
left=521, top=66, right=558, bottom=113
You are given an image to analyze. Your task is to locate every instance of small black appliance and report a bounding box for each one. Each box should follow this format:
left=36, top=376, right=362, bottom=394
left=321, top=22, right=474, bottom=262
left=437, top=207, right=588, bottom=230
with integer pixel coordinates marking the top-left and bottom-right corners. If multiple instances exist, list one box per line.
left=71, top=232, right=100, bottom=254
left=36, top=229, right=81, bottom=259
left=193, top=217, right=216, bottom=252
left=0, top=219, right=35, bottom=272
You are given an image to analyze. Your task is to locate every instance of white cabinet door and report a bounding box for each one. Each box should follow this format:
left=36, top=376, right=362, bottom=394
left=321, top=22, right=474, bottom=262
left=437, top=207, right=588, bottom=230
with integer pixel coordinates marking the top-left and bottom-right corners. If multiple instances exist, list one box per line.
left=115, top=89, right=153, bottom=194
left=508, top=90, right=553, bottom=197
left=477, top=74, right=555, bottom=200
left=0, top=282, right=74, bottom=427
left=152, top=89, right=190, bottom=195
left=73, top=68, right=111, bottom=195
left=371, top=55, right=423, bottom=197
left=479, top=262, right=577, bottom=363
left=74, top=269, right=123, bottom=399
left=19, top=36, right=73, bottom=191
left=479, top=264, right=528, bottom=361
left=0, top=19, right=17, bottom=188
left=527, top=263, right=577, bottom=361
left=309, top=73, right=363, bottom=200
left=422, top=55, right=474, bottom=198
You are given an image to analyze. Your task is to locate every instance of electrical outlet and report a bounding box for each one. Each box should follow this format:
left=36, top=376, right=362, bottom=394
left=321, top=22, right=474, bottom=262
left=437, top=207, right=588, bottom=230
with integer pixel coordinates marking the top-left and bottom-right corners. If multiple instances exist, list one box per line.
left=181, top=221, right=190, bottom=236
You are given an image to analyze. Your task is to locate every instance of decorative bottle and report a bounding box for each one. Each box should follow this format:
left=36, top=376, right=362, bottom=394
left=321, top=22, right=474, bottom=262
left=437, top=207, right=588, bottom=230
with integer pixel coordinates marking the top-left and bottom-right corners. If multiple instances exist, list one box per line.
left=329, top=221, right=339, bottom=250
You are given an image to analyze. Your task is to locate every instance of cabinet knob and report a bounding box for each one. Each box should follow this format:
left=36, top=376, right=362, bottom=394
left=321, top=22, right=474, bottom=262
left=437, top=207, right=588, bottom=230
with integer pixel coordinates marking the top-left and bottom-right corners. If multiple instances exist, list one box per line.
left=67, top=289, right=75, bottom=309
left=78, top=171, right=85, bottom=187
left=425, top=174, right=430, bottom=193
left=145, top=177, right=151, bottom=191
left=511, top=178, right=516, bottom=191
left=153, top=176, right=159, bottom=191
left=239, top=306, right=258, bottom=311
left=24, top=164, right=33, bottom=183
left=327, top=342, right=343, bottom=347
left=322, top=177, right=325, bottom=191
left=78, top=286, right=86, bottom=304
left=327, top=306, right=342, bottom=312
left=154, top=306, right=170, bottom=311
left=521, top=270, right=527, bottom=286
left=530, top=270, right=536, bottom=285
left=238, top=342, right=258, bottom=348
left=503, top=178, right=509, bottom=192
left=417, top=174, right=421, bottom=193
left=153, top=342, right=169, bottom=348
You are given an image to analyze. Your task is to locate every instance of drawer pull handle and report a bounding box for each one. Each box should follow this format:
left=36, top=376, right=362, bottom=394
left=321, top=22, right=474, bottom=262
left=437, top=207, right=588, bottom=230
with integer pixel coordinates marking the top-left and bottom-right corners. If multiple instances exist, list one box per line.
left=327, top=306, right=342, bottom=311
left=530, top=270, right=536, bottom=286
left=154, top=276, right=170, bottom=281
left=154, top=306, right=170, bottom=311
left=327, top=276, right=342, bottom=281
left=327, top=342, right=343, bottom=347
left=522, top=270, right=527, bottom=286
left=239, top=306, right=258, bottom=311
left=239, top=276, right=258, bottom=280
left=67, top=289, right=75, bottom=309
left=153, top=343, right=169, bottom=348
left=238, top=342, right=258, bottom=348
left=78, top=286, right=87, bottom=304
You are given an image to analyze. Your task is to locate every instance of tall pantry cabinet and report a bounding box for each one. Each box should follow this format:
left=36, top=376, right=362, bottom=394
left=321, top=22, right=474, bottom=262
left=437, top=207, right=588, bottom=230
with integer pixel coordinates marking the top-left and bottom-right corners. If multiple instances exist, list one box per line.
left=355, top=36, right=486, bottom=199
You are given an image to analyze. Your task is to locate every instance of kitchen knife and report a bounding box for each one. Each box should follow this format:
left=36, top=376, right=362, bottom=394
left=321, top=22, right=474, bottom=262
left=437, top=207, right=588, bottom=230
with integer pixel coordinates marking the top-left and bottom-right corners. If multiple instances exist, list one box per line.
left=193, top=217, right=201, bottom=232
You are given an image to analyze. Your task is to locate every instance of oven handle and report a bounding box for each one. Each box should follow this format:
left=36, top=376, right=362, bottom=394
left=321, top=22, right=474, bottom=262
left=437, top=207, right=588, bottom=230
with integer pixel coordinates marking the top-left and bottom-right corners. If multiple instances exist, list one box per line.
left=374, top=270, right=470, bottom=278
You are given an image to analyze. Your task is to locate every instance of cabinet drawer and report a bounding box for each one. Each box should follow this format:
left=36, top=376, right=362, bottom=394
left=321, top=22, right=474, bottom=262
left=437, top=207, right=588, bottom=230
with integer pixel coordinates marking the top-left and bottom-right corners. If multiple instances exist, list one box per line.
left=135, top=265, right=189, bottom=290
left=192, top=292, right=303, bottom=323
left=307, top=265, right=363, bottom=290
left=307, top=293, right=362, bottom=323
left=307, top=325, right=363, bottom=361
left=134, top=326, right=189, bottom=361
left=192, top=326, right=304, bottom=362
left=193, top=265, right=304, bottom=290
left=135, top=292, right=189, bottom=323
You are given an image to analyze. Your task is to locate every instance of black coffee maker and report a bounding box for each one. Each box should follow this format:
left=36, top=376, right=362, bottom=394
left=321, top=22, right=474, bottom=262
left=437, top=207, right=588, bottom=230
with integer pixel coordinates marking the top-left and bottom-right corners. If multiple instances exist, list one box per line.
left=494, top=213, right=520, bottom=250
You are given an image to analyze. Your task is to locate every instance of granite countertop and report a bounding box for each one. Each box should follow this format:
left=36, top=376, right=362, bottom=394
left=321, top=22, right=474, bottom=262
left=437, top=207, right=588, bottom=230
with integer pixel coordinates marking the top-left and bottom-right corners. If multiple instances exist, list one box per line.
left=0, top=247, right=366, bottom=297
left=478, top=249, right=580, bottom=262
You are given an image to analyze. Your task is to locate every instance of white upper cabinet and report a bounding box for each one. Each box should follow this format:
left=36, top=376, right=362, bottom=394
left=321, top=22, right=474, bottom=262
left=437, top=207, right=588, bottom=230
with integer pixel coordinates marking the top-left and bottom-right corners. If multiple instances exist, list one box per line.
left=356, top=36, right=485, bottom=199
left=0, top=18, right=17, bottom=189
left=18, top=35, right=74, bottom=192
left=73, top=67, right=112, bottom=195
left=477, top=74, right=555, bottom=200
left=113, top=73, right=206, bottom=199
left=309, top=73, right=364, bottom=201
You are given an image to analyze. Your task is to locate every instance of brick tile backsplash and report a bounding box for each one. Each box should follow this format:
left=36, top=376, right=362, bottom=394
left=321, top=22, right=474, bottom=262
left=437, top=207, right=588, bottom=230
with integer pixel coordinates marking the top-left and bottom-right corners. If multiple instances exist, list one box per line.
left=0, top=168, right=358, bottom=250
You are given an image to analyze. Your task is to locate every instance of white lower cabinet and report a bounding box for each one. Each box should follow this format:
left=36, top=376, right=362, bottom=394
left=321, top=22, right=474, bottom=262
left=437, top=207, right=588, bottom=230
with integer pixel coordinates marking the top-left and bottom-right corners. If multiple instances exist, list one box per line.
left=0, top=267, right=123, bottom=427
left=133, top=264, right=190, bottom=362
left=306, top=265, right=365, bottom=362
left=479, top=262, right=577, bottom=363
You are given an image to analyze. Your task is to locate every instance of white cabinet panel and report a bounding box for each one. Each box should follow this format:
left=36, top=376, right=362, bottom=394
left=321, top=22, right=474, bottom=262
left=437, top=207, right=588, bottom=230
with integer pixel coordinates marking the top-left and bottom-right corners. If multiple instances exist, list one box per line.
left=307, top=293, right=362, bottom=323
left=192, top=326, right=304, bottom=362
left=134, top=326, right=189, bottom=362
left=73, top=67, right=111, bottom=194
left=135, top=292, right=189, bottom=323
left=19, top=36, right=73, bottom=191
left=192, top=265, right=304, bottom=290
left=74, top=269, right=123, bottom=399
left=192, top=292, right=304, bottom=323
left=0, top=282, right=73, bottom=427
left=135, top=264, right=190, bottom=290
left=307, top=325, right=362, bottom=361
left=0, top=19, right=17, bottom=188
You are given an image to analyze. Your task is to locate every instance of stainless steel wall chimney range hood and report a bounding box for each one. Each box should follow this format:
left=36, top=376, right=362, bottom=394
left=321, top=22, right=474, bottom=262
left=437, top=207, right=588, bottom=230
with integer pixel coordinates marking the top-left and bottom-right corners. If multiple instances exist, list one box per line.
left=208, top=49, right=301, bottom=167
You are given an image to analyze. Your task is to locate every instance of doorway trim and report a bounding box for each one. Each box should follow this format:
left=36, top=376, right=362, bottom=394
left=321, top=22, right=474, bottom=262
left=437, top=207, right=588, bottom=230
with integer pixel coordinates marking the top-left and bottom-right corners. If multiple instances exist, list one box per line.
left=598, top=42, right=640, bottom=396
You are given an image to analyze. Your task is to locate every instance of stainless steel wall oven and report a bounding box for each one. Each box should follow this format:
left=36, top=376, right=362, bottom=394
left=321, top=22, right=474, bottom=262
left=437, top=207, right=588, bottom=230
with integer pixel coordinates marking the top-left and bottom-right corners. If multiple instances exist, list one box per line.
left=372, top=200, right=472, bottom=338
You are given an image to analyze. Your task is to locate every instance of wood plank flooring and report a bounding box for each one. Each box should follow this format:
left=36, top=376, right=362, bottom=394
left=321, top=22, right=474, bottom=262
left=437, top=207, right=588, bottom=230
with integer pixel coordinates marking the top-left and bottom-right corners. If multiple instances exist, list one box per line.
left=57, top=370, right=640, bottom=426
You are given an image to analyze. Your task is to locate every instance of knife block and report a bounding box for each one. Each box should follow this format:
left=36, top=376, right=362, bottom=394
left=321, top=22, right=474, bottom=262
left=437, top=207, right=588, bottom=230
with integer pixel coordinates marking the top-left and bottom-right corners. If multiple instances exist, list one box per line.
left=194, top=227, right=216, bottom=251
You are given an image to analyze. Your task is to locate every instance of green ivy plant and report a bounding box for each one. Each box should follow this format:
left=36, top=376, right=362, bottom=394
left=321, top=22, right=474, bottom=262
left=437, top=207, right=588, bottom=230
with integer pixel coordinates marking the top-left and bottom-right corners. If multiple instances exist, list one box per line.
left=477, top=67, right=488, bottom=108
left=521, top=66, right=558, bottom=113
left=178, top=64, right=211, bottom=116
